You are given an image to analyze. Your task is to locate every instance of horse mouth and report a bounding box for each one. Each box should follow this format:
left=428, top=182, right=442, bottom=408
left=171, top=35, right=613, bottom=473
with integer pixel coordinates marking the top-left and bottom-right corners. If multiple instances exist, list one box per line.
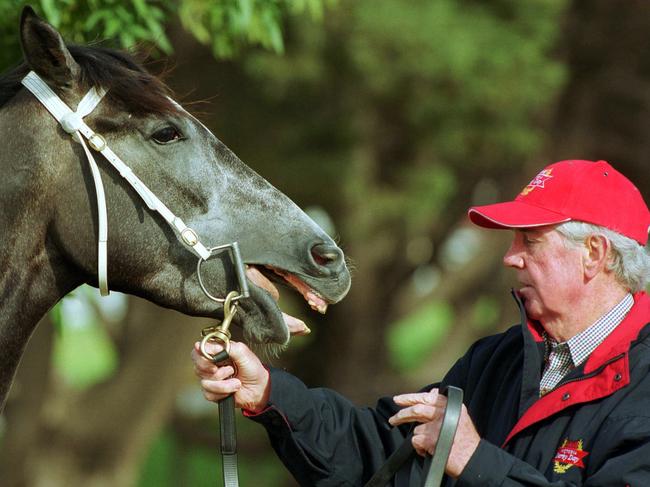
left=245, top=265, right=329, bottom=336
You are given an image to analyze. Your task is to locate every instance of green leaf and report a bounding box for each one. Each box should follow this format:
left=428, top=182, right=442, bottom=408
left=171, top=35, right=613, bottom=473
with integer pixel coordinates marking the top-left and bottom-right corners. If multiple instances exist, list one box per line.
left=52, top=317, right=118, bottom=388
left=388, top=301, right=454, bottom=372
left=39, top=0, right=61, bottom=27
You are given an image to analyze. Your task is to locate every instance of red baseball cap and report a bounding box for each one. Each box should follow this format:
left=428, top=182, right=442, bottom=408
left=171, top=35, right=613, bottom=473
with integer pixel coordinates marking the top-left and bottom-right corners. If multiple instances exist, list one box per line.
left=468, top=160, right=650, bottom=245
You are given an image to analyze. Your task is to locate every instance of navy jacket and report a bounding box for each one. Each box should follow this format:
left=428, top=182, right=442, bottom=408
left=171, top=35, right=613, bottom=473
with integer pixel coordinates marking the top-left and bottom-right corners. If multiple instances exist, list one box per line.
left=247, top=292, right=650, bottom=486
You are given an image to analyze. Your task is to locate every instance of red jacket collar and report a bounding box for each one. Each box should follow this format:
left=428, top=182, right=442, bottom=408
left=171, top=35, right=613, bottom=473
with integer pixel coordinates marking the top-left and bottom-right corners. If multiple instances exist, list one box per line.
left=583, top=292, right=650, bottom=373
left=523, top=292, right=650, bottom=351
left=504, top=291, right=650, bottom=447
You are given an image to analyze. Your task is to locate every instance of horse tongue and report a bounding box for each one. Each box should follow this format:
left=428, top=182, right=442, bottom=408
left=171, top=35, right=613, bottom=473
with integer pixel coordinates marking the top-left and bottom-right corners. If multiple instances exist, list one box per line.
left=245, top=266, right=279, bottom=301
left=283, top=313, right=311, bottom=336
left=245, top=266, right=310, bottom=336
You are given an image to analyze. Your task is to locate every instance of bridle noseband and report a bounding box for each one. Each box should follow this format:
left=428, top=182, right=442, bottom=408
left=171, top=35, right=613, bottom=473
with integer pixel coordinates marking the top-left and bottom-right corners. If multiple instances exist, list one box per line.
left=21, top=70, right=249, bottom=304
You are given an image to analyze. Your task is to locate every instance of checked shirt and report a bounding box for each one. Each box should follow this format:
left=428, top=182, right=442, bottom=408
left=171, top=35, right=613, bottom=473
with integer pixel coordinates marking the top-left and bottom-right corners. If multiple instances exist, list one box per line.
left=539, top=293, right=634, bottom=396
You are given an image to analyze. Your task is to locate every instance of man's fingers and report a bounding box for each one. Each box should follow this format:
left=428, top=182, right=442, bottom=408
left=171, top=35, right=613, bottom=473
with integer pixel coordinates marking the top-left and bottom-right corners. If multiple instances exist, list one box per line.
left=389, top=403, right=440, bottom=426
left=393, top=389, right=440, bottom=406
left=193, top=360, right=235, bottom=381
left=411, top=422, right=442, bottom=457
left=213, top=365, right=236, bottom=380
left=203, top=391, right=229, bottom=403
left=201, top=377, right=241, bottom=396
left=191, top=351, right=215, bottom=375
left=389, top=389, right=446, bottom=426
left=194, top=340, right=226, bottom=358
left=412, top=434, right=431, bottom=457
left=191, top=346, right=217, bottom=375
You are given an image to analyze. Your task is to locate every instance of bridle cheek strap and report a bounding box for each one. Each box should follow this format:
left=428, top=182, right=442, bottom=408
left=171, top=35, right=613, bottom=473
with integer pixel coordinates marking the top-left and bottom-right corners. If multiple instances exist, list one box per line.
left=22, top=71, right=111, bottom=295
left=21, top=70, right=212, bottom=296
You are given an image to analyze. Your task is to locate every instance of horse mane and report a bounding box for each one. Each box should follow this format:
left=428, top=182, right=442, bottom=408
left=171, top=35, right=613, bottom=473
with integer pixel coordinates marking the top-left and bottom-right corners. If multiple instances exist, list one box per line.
left=0, top=44, right=179, bottom=116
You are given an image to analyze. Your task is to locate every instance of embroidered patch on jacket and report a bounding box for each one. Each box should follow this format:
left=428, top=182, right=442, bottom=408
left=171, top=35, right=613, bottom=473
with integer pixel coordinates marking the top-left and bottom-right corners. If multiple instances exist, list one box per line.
left=520, top=168, right=553, bottom=196
left=553, top=439, right=589, bottom=474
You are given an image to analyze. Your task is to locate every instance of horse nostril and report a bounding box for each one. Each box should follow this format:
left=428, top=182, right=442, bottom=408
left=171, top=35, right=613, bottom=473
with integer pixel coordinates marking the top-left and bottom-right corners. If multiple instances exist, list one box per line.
left=310, top=243, right=343, bottom=268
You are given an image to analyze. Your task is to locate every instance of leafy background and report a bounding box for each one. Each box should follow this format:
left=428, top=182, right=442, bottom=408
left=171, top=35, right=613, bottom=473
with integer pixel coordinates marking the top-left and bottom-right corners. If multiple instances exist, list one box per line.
left=1, top=0, right=649, bottom=485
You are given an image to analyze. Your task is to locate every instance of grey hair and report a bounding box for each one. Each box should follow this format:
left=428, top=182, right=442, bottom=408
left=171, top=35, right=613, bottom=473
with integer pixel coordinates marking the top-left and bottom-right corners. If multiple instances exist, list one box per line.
left=556, top=221, right=650, bottom=292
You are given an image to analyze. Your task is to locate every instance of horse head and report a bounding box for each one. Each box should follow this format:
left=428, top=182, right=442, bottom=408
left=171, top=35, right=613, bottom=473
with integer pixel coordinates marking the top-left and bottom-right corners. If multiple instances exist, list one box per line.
left=0, top=7, right=350, bottom=408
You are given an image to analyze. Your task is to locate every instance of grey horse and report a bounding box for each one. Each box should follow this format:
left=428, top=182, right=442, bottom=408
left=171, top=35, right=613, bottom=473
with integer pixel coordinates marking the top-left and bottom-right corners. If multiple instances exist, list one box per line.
left=0, top=7, right=351, bottom=412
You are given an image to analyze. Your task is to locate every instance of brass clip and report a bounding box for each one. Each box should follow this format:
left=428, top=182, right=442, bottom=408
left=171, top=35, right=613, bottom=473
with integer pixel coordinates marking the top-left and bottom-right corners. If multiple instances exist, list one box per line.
left=199, top=290, right=239, bottom=362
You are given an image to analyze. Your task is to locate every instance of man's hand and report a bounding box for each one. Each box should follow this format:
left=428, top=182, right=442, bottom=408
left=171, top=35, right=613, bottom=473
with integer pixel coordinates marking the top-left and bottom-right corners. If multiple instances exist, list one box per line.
left=191, top=341, right=270, bottom=413
left=389, top=388, right=480, bottom=478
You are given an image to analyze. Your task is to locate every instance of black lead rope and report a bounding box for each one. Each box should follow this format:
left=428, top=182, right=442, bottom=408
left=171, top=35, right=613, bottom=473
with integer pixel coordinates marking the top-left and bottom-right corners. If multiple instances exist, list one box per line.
left=365, top=386, right=464, bottom=487
left=203, top=347, right=240, bottom=487
left=219, top=396, right=239, bottom=487
left=200, top=290, right=462, bottom=487
left=200, top=293, right=241, bottom=487
left=213, top=355, right=239, bottom=487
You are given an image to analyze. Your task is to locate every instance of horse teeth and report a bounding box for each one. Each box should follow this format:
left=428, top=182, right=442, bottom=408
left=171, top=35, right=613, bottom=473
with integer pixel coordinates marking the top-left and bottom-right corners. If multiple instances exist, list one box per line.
left=317, top=304, right=328, bottom=314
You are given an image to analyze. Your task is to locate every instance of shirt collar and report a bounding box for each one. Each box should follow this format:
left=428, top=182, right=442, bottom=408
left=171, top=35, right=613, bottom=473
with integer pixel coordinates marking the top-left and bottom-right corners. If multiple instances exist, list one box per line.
left=544, top=293, right=634, bottom=367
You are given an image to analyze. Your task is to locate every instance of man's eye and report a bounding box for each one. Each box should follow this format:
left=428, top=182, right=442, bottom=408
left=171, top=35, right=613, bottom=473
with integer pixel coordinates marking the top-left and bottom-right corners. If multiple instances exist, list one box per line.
left=152, top=126, right=183, bottom=144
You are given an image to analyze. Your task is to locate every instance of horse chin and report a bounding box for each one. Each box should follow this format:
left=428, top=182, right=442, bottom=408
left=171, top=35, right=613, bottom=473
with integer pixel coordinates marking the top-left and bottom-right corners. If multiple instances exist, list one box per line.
left=237, top=283, right=290, bottom=346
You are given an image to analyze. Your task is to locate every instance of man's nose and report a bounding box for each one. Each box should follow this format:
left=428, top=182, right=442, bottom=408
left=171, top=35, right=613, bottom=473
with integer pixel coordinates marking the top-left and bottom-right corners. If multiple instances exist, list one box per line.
left=503, top=244, right=524, bottom=269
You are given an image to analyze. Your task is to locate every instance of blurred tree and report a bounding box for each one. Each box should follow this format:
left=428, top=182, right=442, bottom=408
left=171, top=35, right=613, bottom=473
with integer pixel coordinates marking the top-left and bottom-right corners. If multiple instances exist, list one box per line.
left=174, top=0, right=568, bottom=399
left=547, top=0, right=650, bottom=202
left=0, top=0, right=332, bottom=70
left=5, top=0, right=650, bottom=486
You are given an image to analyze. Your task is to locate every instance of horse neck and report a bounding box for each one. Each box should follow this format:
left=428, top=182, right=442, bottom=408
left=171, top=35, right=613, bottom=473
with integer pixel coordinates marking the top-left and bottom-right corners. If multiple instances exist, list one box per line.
left=0, top=97, right=76, bottom=412
left=0, top=217, right=72, bottom=403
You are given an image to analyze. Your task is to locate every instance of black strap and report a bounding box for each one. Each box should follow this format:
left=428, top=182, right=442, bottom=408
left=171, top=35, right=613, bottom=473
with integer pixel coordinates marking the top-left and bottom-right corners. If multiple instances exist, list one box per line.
left=218, top=395, right=239, bottom=487
left=364, top=386, right=464, bottom=487
left=212, top=350, right=240, bottom=487
left=422, top=386, right=463, bottom=487
left=364, top=431, right=417, bottom=487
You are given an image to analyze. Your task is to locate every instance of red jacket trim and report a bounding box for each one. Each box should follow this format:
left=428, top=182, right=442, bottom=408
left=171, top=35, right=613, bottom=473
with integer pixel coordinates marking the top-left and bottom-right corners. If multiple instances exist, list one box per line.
left=503, top=292, right=649, bottom=447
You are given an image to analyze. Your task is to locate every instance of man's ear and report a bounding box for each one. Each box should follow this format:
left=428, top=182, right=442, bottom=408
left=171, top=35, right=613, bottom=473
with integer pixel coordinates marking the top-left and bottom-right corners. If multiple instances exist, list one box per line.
left=19, top=6, right=80, bottom=89
left=583, top=234, right=610, bottom=279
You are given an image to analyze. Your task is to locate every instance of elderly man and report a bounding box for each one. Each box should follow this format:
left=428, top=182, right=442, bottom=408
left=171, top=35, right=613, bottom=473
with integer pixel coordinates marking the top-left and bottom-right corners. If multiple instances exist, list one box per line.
left=193, top=159, right=650, bottom=486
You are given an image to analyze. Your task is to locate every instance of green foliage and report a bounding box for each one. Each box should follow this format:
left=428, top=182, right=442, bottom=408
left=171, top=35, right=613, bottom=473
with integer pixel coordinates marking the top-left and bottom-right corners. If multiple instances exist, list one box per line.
left=470, top=295, right=500, bottom=330
left=387, top=301, right=454, bottom=371
left=179, top=0, right=323, bottom=58
left=138, top=431, right=177, bottom=486
left=52, top=321, right=118, bottom=388
left=238, top=0, right=569, bottom=246
left=0, top=0, right=333, bottom=71
left=138, top=424, right=291, bottom=486
left=346, top=0, right=568, bottom=216
left=50, top=291, right=118, bottom=388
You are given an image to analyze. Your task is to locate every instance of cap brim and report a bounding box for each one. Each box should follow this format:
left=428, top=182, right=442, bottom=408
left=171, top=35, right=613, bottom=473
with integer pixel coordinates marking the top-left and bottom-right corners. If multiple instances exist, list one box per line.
left=468, top=201, right=571, bottom=230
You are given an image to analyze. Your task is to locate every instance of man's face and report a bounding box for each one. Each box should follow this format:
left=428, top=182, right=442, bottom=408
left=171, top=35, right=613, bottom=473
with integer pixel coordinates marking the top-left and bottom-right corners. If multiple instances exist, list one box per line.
left=503, top=226, right=585, bottom=326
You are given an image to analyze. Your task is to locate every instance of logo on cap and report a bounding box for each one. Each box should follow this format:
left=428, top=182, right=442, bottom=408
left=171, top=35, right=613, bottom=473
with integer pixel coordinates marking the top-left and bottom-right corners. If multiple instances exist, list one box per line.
left=520, top=168, right=553, bottom=196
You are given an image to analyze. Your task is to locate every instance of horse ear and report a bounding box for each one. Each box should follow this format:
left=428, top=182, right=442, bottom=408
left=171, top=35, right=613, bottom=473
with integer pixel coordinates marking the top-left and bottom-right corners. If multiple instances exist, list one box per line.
left=19, top=6, right=80, bottom=88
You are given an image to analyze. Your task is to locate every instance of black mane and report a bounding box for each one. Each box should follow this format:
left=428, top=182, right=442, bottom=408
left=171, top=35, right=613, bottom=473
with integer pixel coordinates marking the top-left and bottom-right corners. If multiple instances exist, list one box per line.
left=0, top=44, right=178, bottom=115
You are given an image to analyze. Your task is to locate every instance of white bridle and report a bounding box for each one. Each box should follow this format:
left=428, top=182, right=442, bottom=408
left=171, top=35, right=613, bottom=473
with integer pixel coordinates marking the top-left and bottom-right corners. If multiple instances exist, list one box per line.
left=21, top=71, right=248, bottom=302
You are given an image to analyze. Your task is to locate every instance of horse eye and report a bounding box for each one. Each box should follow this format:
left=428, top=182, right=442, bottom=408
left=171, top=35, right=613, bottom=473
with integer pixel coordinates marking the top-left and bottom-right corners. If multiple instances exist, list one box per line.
left=151, top=126, right=183, bottom=144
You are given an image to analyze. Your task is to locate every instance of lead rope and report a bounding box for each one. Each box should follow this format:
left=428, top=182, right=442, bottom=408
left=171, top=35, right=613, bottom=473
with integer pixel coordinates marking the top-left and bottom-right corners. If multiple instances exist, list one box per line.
left=364, top=385, right=464, bottom=487
left=422, top=386, right=463, bottom=487
left=200, top=291, right=241, bottom=487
